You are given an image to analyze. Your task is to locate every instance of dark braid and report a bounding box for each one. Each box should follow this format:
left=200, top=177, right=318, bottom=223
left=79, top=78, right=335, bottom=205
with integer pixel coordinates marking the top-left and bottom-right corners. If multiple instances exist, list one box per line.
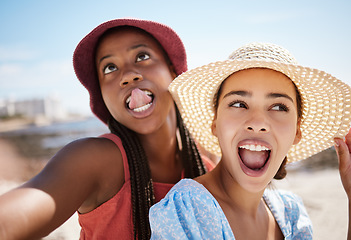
left=176, top=105, right=207, bottom=177
left=108, top=119, right=154, bottom=239
left=108, top=104, right=207, bottom=239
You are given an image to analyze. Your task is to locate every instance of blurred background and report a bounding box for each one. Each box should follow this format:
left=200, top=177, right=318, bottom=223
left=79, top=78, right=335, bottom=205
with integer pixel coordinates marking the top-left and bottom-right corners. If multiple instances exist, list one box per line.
left=0, top=0, right=350, bottom=239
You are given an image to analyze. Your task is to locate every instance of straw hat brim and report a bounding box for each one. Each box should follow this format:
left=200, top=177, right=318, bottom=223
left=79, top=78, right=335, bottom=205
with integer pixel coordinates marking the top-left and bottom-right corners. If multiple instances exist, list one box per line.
left=169, top=59, right=351, bottom=162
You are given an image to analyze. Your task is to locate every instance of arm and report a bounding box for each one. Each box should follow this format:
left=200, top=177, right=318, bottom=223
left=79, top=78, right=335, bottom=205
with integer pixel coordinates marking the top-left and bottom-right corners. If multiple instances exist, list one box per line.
left=334, top=128, right=351, bottom=240
left=0, top=137, right=124, bottom=240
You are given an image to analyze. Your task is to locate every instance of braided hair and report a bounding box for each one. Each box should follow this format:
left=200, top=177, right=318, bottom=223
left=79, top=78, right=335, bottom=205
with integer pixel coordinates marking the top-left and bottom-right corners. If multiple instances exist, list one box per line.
left=108, top=105, right=207, bottom=239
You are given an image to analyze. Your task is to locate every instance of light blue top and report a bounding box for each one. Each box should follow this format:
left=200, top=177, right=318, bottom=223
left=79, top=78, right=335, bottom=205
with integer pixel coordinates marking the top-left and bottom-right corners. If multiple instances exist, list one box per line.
left=149, top=179, right=312, bottom=239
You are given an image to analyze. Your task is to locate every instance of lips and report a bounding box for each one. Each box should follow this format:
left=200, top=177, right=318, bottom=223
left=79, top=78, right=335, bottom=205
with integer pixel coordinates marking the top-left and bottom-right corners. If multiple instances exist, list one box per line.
left=126, top=88, right=154, bottom=112
left=238, top=144, right=271, bottom=171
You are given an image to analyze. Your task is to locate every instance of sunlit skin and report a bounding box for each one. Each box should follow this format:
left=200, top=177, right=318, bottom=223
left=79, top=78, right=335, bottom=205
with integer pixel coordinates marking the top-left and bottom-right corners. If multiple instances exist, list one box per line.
left=0, top=27, right=183, bottom=239
left=196, top=68, right=302, bottom=239
left=96, top=28, right=177, bottom=136
left=95, top=28, right=183, bottom=184
left=1, top=28, right=351, bottom=239
left=335, top=130, right=351, bottom=240
left=213, top=69, right=301, bottom=193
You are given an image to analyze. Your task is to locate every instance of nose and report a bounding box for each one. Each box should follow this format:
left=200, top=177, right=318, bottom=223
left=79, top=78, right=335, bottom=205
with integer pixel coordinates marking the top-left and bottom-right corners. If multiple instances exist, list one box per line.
left=120, top=70, right=143, bottom=87
left=245, top=111, right=270, bottom=133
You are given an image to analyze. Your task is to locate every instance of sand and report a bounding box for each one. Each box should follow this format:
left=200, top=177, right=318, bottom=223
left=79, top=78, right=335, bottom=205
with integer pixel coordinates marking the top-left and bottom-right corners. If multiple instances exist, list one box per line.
left=274, top=169, right=348, bottom=239
left=0, top=138, right=80, bottom=239
left=0, top=137, right=348, bottom=239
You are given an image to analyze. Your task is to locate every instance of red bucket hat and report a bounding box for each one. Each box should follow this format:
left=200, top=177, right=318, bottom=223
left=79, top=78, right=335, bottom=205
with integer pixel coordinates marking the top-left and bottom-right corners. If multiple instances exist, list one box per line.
left=73, top=18, right=187, bottom=124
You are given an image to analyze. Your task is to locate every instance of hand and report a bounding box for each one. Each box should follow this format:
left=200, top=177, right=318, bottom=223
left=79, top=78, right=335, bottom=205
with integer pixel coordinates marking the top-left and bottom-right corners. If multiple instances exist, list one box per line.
left=335, top=128, right=351, bottom=240
left=335, top=128, right=351, bottom=199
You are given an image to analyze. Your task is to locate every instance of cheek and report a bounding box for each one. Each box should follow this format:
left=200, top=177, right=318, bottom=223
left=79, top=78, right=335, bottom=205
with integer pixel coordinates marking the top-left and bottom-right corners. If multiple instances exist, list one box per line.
left=214, top=114, right=240, bottom=152
left=100, top=84, right=118, bottom=106
left=275, top=119, right=298, bottom=153
left=153, top=70, right=174, bottom=89
left=145, top=59, right=174, bottom=78
left=100, top=83, right=125, bottom=119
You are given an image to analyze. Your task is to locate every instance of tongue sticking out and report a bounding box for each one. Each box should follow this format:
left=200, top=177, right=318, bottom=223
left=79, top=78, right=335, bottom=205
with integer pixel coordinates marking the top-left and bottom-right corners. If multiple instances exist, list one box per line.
left=239, top=148, right=269, bottom=170
left=128, top=88, right=152, bottom=110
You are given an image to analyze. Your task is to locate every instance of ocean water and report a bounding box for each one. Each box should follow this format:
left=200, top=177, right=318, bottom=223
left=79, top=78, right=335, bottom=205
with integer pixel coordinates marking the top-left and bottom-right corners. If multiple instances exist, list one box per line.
left=0, top=117, right=109, bottom=150
left=0, top=117, right=339, bottom=170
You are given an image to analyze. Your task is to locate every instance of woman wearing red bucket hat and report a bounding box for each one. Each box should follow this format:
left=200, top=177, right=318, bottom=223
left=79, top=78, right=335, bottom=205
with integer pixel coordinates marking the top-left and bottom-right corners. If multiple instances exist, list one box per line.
left=0, top=18, right=214, bottom=240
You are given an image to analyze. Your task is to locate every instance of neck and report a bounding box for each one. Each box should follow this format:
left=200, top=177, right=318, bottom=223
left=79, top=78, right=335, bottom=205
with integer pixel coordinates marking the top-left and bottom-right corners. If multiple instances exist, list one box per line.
left=197, top=161, right=282, bottom=239
left=210, top=161, right=266, bottom=217
left=138, top=106, right=183, bottom=183
left=140, top=127, right=179, bottom=164
left=138, top=107, right=178, bottom=165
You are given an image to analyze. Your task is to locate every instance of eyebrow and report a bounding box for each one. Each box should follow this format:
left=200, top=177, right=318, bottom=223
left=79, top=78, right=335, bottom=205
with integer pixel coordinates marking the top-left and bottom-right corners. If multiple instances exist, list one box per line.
left=223, top=90, right=294, bottom=103
left=98, top=44, right=148, bottom=64
left=128, top=43, right=148, bottom=51
left=223, top=90, right=251, bottom=99
left=98, top=55, right=112, bottom=64
left=267, top=93, right=294, bottom=103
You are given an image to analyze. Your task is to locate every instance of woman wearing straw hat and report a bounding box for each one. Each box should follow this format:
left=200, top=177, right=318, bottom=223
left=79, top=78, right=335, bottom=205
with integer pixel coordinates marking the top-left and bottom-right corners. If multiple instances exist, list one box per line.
left=0, top=18, right=214, bottom=240
left=149, top=42, right=351, bottom=239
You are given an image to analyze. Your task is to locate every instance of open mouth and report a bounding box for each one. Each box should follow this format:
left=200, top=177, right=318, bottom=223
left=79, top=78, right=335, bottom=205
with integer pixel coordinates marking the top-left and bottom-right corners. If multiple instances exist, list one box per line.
left=238, top=144, right=271, bottom=171
left=125, top=89, right=154, bottom=112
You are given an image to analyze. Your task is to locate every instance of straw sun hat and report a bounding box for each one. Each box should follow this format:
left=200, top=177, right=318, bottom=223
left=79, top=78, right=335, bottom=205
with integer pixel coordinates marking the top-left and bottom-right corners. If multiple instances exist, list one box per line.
left=169, top=42, right=351, bottom=162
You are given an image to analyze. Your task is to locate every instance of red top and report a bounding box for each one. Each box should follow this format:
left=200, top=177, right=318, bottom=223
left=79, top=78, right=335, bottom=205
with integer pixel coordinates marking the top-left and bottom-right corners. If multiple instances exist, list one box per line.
left=78, top=133, right=215, bottom=240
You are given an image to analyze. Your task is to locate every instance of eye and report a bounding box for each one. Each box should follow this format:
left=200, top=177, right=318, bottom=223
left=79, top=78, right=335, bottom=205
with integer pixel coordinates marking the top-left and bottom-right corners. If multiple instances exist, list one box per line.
left=136, top=52, right=150, bottom=62
left=103, top=64, right=118, bottom=74
left=271, top=104, right=289, bottom=112
left=230, top=101, right=247, bottom=109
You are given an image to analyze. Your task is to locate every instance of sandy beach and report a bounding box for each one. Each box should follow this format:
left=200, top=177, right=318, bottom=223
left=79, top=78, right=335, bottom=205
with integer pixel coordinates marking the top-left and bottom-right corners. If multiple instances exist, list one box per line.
left=0, top=135, right=348, bottom=239
left=275, top=169, right=348, bottom=239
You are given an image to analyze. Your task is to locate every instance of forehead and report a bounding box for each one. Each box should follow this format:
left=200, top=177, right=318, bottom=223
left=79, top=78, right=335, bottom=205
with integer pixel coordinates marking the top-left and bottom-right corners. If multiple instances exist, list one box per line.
left=96, top=27, right=164, bottom=54
left=220, top=68, right=295, bottom=95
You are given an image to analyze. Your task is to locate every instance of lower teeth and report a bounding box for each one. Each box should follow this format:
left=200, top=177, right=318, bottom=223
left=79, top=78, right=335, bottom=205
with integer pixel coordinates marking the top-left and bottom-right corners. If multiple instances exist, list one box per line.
left=133, top=103, right=152, bottom=112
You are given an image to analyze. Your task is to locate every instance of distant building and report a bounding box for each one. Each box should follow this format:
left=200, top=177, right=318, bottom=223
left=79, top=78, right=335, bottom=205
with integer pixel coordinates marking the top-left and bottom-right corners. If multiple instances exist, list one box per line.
left=0, top=96, right=67, bottom=122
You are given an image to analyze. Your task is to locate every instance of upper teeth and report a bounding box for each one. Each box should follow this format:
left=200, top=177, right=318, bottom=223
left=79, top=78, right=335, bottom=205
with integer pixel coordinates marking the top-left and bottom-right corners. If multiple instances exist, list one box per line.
left=126, top=90, right=153, bottom=104
left=239, top=145, right=269, bottom=152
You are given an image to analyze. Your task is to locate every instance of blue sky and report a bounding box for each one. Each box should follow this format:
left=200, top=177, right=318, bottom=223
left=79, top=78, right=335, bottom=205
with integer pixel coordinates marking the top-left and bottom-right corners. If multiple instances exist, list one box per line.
left=0, top=0, right=350, bottom=116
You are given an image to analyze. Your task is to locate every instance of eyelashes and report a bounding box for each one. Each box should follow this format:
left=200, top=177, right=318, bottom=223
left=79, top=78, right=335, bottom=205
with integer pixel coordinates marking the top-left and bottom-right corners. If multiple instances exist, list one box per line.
left=229, top=100, right=247, bottom=109
left=271, top=103, right=290, bottom=112
left=103, top=63, right=118, bottom=74
left=102, top=52, right=151, bottom=75
left=228, top=100, right=290, bottom=112
left=136, top=52, right=150, bottom=62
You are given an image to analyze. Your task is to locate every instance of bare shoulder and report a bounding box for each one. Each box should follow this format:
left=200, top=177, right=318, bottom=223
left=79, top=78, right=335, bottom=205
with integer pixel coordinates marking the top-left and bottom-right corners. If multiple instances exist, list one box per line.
left=51, top=136, right=123, bottom=174
left=47, top=136, right=124, bottom=181
left=0, top=136, right=126, bottom=238
left=25, top=136, right=125, bottom=213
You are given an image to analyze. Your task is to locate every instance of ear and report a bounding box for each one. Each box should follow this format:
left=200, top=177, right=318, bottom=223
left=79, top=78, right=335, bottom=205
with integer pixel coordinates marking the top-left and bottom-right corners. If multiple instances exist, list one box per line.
left=293, top=120, right=302, bottom=145
left=169, top=65, right=177, bottom=79
left=211, top=118, right=217, bottom=137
